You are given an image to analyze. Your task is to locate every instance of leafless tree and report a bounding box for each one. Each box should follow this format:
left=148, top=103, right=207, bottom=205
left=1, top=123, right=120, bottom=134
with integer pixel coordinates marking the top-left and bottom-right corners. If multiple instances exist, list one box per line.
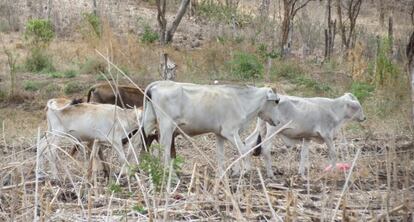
left=156, top=0, right=190, bottom=45
left=406, top=31, right=414, bottom=129
left=336, top=0, right=362, bottom=50
left=259, top=0, right=270, bottom=19
left=378, top=0, right=385, bottom=26
left=324, top=0, right=335, bottom=60
left=280, top=0, right=313, bottom=57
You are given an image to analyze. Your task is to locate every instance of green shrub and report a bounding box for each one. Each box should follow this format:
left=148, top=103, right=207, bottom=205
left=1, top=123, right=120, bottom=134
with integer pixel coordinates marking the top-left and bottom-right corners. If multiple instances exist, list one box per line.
left=82, top=13, right=101, bottom=37
left=229, top=52, right=263, bottom=80
left=64, top=82, right=84, bottom=94
left=374, top=37, right=400, bottom=87
left=294, top=76, right=332, bottom=93
left=108, top=182, right=122, bottom=193
left=141, top=25, right=159, bottom=43
left=25, top=49, right=55, bottom=73
left=139, top=144, right=184, bottom=191
left=47, top=71, right=63, bottom=78
left=271, top=61, right=304, bottom=79
left=80, top=58, right=106, bottom=74
left=132, top=204, right=147, bottom=214
left=63, top=69, right=78, bottom=78
left=24, top=19, right=54, bottom=47
left=24, top=81, right=42, bottom=91
left=350, top=82, right=374, bottom=103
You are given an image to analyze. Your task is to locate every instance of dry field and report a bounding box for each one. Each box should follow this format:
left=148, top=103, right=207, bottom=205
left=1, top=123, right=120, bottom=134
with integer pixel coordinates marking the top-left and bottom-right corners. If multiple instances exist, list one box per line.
left=1, top=0, right=414, bottom=221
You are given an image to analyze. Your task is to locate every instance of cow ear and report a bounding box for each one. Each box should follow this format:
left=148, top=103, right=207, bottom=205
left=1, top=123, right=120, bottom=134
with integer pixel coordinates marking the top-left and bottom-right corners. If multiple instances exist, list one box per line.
left=347, top=101, right=360, bottom=111
left=266, top=90, right=278, bottom=101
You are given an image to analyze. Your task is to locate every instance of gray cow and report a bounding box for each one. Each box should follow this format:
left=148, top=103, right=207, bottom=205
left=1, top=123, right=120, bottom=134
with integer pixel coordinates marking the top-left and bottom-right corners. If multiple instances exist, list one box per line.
left=141, top=81, right=281, bottom=176
left=245, top=93, right=366, bottom=178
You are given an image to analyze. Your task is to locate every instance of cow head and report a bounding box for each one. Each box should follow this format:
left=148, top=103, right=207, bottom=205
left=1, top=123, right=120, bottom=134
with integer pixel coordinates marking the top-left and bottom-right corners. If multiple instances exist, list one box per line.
left=258, top=88, right=280, bottom=126
left=344, top=93, right=366, bottom=122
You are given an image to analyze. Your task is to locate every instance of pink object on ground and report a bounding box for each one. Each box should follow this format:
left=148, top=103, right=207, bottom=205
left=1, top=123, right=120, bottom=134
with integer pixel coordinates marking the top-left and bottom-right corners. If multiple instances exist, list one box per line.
left=324, top=162, right=351, bottom=172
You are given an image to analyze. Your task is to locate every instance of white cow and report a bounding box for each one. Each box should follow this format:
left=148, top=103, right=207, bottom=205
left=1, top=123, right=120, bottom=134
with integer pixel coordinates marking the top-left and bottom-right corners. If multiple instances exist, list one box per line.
left=39, top=98, right=142, bottom=179
left=141, top=81, right=280, bottom=176
left=245, top=93, right=366, bottom=177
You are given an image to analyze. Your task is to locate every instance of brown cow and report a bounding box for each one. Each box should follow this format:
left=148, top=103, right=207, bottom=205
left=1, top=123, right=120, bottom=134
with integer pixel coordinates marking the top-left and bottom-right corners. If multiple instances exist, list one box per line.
left=87, top=83, right=144, bottom=108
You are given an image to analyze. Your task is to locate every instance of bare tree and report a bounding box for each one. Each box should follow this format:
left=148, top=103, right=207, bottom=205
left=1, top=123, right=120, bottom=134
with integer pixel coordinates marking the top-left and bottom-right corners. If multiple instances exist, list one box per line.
left=411, top=3, right=414, bottom=25
left=259, top=0, right=270, bottom=19
left=156, top=0, right=191, bottom=45
left=406, top=31, right=414, bottom=128
left=280, top=0, right=313, bottom=57
left=336, top=0, right=362, bottom=50
left=378, top=0, right=385, bottom=26
left=324, top=0, right=335, bottom=60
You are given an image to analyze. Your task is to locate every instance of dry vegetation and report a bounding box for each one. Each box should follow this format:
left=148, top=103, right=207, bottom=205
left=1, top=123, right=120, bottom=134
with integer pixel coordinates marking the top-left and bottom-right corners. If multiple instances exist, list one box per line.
left=0, top=0, right=413, bottom=221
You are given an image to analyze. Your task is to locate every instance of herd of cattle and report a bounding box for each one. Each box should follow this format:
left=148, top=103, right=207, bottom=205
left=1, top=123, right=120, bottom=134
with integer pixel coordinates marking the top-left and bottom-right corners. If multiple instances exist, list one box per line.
left=38, top=81, right=366, bottom=179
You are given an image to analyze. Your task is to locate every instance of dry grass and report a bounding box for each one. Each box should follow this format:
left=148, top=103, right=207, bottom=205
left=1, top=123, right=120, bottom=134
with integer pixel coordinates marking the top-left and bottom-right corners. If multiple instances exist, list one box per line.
left=0, top=116, right=413, bottom=221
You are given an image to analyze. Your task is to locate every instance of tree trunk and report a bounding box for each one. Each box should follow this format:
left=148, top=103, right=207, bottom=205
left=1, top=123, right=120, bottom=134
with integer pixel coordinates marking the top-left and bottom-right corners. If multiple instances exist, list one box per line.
left=324, top=0, right=333, bottom=60
left=336, top=0, right=346, bottom=50
left=406, top=31, right=414, bottom=130
left=388, top=16, right=393, bottom=55
left=47, top=0, right=52, bottom=19
left=93, top=0, right=97, bottom=16
left=166, top=0, right=190, bottom=43
left=379, top=0, right=385, bottom=26
left=156, top=0, right=167, bottom=44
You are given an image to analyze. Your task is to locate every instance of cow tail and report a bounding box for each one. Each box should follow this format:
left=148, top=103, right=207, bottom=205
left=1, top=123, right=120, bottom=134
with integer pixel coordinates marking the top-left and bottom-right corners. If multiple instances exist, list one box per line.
left=141, top=84, right=155, bottom=152
left=86, top=86, right=95, bottom=102
left=253, top=134, right=262, bottom=156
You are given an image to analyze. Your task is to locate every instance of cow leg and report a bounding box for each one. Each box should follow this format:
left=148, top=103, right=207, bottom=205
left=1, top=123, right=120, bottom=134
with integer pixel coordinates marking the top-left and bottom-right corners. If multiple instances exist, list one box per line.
left=158, top=120, right=175, bottom=168
left=215, top=135, right=226, bottom=176
left=244, top=119, right=262, bottom=151
left=263, top=124, right=277, bottom=178
left=222, top=131, right=250, bottom=176
left=324, top=136, right=337, bottom=172
left=97, top=146, right=110, bottom=179
left=112, top=140, right=128, bottom=165
left=298, top=139, right=310, bottom=178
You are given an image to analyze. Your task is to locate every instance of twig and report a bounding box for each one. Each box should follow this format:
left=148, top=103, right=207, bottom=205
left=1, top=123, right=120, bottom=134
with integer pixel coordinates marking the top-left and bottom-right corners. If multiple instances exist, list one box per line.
left=257, top=168, right=283, bottom=222
left=330, top=147, right=361, bottom=222
left=163, top=161, right=174, bottom=221
left=369, top=204, right=406, bottom=222
left=34, top=128, right=41, bottom=222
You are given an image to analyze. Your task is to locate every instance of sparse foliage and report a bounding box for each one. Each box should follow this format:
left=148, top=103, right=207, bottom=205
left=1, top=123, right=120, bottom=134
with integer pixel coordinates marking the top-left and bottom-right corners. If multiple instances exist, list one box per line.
left=228, top=51, right=263, bottom=80
left=82, top=12, right=101, bottom=38
left=24, top=19, right=54, bottom=48
left=141, top=25, right=159, bottom=43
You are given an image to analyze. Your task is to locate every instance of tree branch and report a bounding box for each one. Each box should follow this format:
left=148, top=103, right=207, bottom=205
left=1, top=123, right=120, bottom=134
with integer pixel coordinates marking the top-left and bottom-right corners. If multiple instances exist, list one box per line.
left=166, top=0, right=190, bottom=43
left=292, top=0, right=312, bottom=17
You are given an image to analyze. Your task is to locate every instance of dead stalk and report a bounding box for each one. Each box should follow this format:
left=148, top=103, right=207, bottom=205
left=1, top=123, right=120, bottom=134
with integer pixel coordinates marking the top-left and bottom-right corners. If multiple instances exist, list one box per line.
left=34, top=128, right=41, bottom=222
left=257, top=168, right=283, bottom=222
left=330, top=147, right=361, bottom=222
